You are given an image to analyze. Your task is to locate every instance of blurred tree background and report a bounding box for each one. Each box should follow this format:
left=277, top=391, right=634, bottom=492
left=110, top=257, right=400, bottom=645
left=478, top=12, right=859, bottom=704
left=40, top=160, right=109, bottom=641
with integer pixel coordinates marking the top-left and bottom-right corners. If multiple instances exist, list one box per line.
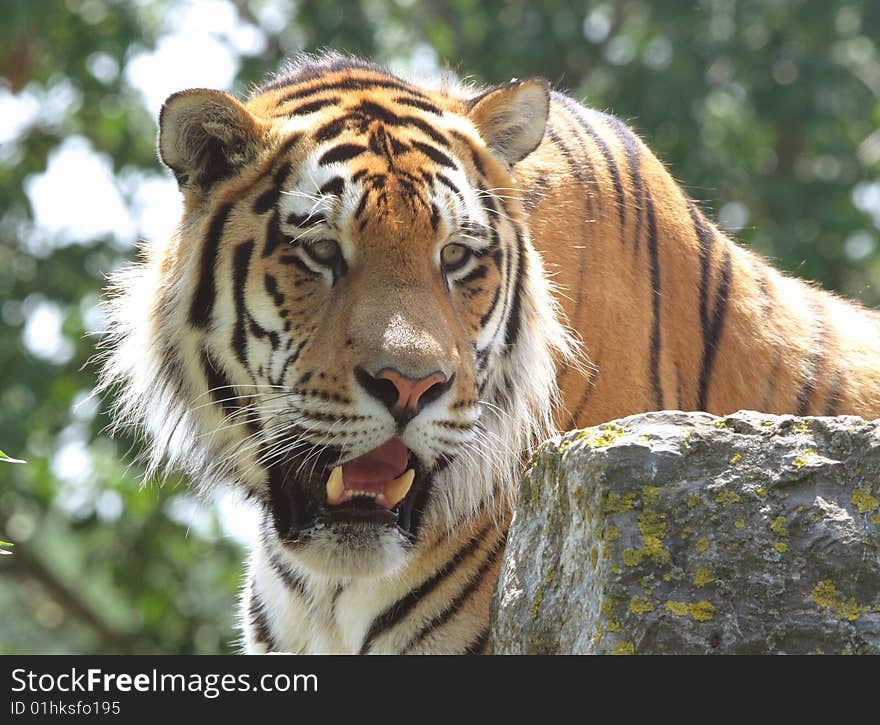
left=1, top=0, right=878, bottom=654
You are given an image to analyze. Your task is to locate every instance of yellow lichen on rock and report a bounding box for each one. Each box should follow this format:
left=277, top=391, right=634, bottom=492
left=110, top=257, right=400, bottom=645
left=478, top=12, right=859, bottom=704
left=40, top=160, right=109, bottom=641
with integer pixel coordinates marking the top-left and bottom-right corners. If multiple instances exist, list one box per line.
left=629, top=595, right=655, bottom=614
left=664, top=599, right=716, bottom=622
left=603, top=492, right=637, bottom=515
left=811, top=579, right=870, bottom=622
left=690, top=601, right=716, bottom=622
left=715, top=490, right=741, bottom=506
left=793, top=448, right=818, bottom=469
left=530, top=587, right=544, bottom=621
left=851, top=487, right=879, bottom=514
left=695, top=568, right=715, bottom=588
left=582, top=423, right=626, bottom=449
left=642, top=486, right=662, bottom=506
left=622, top=548, right=643, bottom=567
left=770, top=515, right=789, bottom=537
left=612, top=641, right=635, bottom=655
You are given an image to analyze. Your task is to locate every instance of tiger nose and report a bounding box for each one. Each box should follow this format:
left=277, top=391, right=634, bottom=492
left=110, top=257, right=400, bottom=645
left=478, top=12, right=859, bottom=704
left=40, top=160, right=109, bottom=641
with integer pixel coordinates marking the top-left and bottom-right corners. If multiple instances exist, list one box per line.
left=355, top=366, right=453, bottom=422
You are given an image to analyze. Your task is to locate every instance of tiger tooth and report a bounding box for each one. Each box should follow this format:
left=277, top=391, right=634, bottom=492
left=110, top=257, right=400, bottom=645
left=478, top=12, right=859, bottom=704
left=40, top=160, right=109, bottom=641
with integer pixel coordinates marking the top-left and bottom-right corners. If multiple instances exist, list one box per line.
left=326, top=466, right=344, bottom=502
left=385, top=469, right=415, bottom=507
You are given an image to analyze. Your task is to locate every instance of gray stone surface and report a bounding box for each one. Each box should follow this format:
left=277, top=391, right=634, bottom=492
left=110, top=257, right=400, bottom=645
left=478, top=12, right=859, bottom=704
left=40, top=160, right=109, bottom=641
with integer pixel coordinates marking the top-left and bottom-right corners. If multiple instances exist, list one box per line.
left=490, top=411, right=880, bottom=654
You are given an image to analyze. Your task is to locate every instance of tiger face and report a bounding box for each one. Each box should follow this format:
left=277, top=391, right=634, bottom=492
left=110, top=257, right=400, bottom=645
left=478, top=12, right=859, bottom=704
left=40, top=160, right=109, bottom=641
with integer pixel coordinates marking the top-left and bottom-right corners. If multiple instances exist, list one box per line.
left=104, top=57, right=572, bottom=579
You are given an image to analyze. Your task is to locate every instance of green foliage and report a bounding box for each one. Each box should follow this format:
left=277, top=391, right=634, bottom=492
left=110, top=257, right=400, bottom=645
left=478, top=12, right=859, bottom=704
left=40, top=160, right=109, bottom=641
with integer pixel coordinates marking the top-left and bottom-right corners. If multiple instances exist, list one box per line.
left=1, top=0, right=878, bottom=654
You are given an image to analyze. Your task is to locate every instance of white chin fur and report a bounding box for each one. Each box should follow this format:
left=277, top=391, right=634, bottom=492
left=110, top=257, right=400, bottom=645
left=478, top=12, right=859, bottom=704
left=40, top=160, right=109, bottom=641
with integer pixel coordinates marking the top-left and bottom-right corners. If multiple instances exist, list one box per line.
left=288, top=523, right=412, bottom=578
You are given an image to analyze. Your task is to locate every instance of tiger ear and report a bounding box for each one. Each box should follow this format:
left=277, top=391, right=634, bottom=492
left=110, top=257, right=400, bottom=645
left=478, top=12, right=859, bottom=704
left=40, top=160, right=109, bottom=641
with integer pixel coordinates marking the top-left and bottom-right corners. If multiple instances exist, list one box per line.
left=466, top=78, right=550, bottom=166
left=158, top=89, right=266, bottom=192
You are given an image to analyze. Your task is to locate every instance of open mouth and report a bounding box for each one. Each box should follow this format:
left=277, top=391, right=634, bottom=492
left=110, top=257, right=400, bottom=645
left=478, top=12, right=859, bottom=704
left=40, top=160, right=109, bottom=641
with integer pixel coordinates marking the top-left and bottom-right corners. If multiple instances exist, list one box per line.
left=268, top=437, right=426, bottom=542
left=327, top=437, right=414, bottom=508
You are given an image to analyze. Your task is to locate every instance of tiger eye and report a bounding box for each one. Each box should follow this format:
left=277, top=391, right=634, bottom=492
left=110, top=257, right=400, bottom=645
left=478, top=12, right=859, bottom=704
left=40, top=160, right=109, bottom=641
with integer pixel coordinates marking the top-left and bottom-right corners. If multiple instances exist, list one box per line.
left=307, top=239, right=341, bottom=264
left=441, top=243, right=470, bottom=272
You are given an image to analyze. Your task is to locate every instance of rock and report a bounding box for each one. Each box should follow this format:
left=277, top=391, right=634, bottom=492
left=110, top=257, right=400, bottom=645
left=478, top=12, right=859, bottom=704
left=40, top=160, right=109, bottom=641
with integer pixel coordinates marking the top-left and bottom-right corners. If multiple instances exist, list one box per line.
left=490, top=411, right=880, bottom=654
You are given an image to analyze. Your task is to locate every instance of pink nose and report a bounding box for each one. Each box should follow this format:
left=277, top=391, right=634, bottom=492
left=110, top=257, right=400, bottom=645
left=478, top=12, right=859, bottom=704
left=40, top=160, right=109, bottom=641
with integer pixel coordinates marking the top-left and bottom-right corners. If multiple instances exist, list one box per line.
left=377, top=368, right=449, bottom=415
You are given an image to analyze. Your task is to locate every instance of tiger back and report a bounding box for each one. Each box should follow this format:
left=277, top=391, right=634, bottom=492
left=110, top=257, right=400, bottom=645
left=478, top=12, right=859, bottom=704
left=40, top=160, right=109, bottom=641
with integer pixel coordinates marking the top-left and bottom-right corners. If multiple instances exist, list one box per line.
left=100, top=52, right=880, bottom=654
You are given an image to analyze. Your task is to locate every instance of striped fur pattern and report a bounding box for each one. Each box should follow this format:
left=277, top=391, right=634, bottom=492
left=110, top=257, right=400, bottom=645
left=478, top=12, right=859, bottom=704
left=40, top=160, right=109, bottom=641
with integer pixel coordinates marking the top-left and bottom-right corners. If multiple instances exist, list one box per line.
left=100, top=53, right=880, bottom=654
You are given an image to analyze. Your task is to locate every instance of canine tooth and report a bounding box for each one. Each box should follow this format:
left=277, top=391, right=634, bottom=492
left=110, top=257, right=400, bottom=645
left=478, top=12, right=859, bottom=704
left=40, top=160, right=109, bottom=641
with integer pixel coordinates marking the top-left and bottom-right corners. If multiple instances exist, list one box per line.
left=385, top=469, right=415, bottom=507
left=326, top=466, right=344, bottom=501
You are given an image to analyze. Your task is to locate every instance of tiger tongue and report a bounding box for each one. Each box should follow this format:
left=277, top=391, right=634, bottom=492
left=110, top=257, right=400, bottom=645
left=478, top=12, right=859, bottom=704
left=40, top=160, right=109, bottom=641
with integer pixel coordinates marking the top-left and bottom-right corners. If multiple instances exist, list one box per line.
left=341, top=437, right=409, bottom=489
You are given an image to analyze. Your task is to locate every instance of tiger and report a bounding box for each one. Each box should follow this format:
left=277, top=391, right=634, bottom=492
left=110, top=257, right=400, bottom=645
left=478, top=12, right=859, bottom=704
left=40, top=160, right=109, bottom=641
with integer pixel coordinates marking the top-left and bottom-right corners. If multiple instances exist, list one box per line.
left=99, top=51, right=880, bottom=655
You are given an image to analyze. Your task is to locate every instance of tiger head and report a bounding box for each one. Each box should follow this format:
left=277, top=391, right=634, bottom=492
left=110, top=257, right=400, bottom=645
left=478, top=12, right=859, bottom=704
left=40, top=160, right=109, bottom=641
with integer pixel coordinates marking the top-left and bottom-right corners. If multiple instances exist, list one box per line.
left=102, top=55, right=575, bottom=578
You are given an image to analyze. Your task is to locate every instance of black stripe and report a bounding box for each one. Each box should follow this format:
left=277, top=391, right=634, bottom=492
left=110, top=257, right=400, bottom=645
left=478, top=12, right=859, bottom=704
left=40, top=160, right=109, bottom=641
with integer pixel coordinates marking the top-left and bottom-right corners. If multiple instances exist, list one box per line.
left=318, top=143, right=367, bottom=166
left=252, top=162, right=292, bottom=214
left=319, top=176, right=344, bottom=196
left=545, top=123, right=596, bottom=217
left=248, top=586, right=277, bottom=650
left=313, top=117, right=348, bottom=143
left=823, top=369, right=844, bottom=417
left=368, top=126, right=388, bottom=158
left=232, top=240, right=255, bottom=369
left=260, top=134, right=303, bottom=178
left=286, top=211, right=326, bottom=228
left=394, top=95, right=442, bottom=114
left=264, top=273, right=284, bottom=306
left=266, top=546, right=309, bottom=600
left=279, top=254, right=317, bottom=275
left=459, top=265, right=488, bottom=284
left=762, top=353, right=783, bottom=410
left=645, top=191, right=664, bottom=409
left=353, top=100, right=450, bottom=147
left=554, top=93, right=625, bottom=232
left=690, top=198, right=714, bottom=344
left=390, top=135, right=411, bottom=154
left=358, top=523, right=492, bottom=654
left=479, top=282, right=501, bottom=327
left=796, top=296, right=825, bottom=416
left=435, top=172, right=460, bottom=195
left=400, top=115, right=449, bottom=147
left=276, top=76, right=431, bottom=106
left=262, top=208, right=284, bottom=258
left=699, top=247, right=731, bottom=411
left=503, top=227, right=526, bottom=349
left=688, top=201, right=731, bottom=411
left=201, top=348, right=243, bottom=420
left=402, top=538, right=504, bottom=653
left=354, top=188, right=370, bottom=220
left=450, top=130, right=487, bottom=177
left=283, top=96, right=340, bottom=116
left=604, top=113, right=645, bottom=248
left=411, top=140, right=456, bottom=168
left=754, top=261, right=774, bottom=319
left=676, top=362, right=684, bottom=410
left=464, top=626, right=490, bottom=655
left=189, top=203, right=232, bottom=327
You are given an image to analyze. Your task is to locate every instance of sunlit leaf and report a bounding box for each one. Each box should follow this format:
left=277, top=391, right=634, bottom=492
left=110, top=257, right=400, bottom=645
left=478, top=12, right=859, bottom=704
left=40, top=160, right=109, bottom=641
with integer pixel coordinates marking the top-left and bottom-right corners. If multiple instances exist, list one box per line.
left=0, top=450, right=26, bottom=464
